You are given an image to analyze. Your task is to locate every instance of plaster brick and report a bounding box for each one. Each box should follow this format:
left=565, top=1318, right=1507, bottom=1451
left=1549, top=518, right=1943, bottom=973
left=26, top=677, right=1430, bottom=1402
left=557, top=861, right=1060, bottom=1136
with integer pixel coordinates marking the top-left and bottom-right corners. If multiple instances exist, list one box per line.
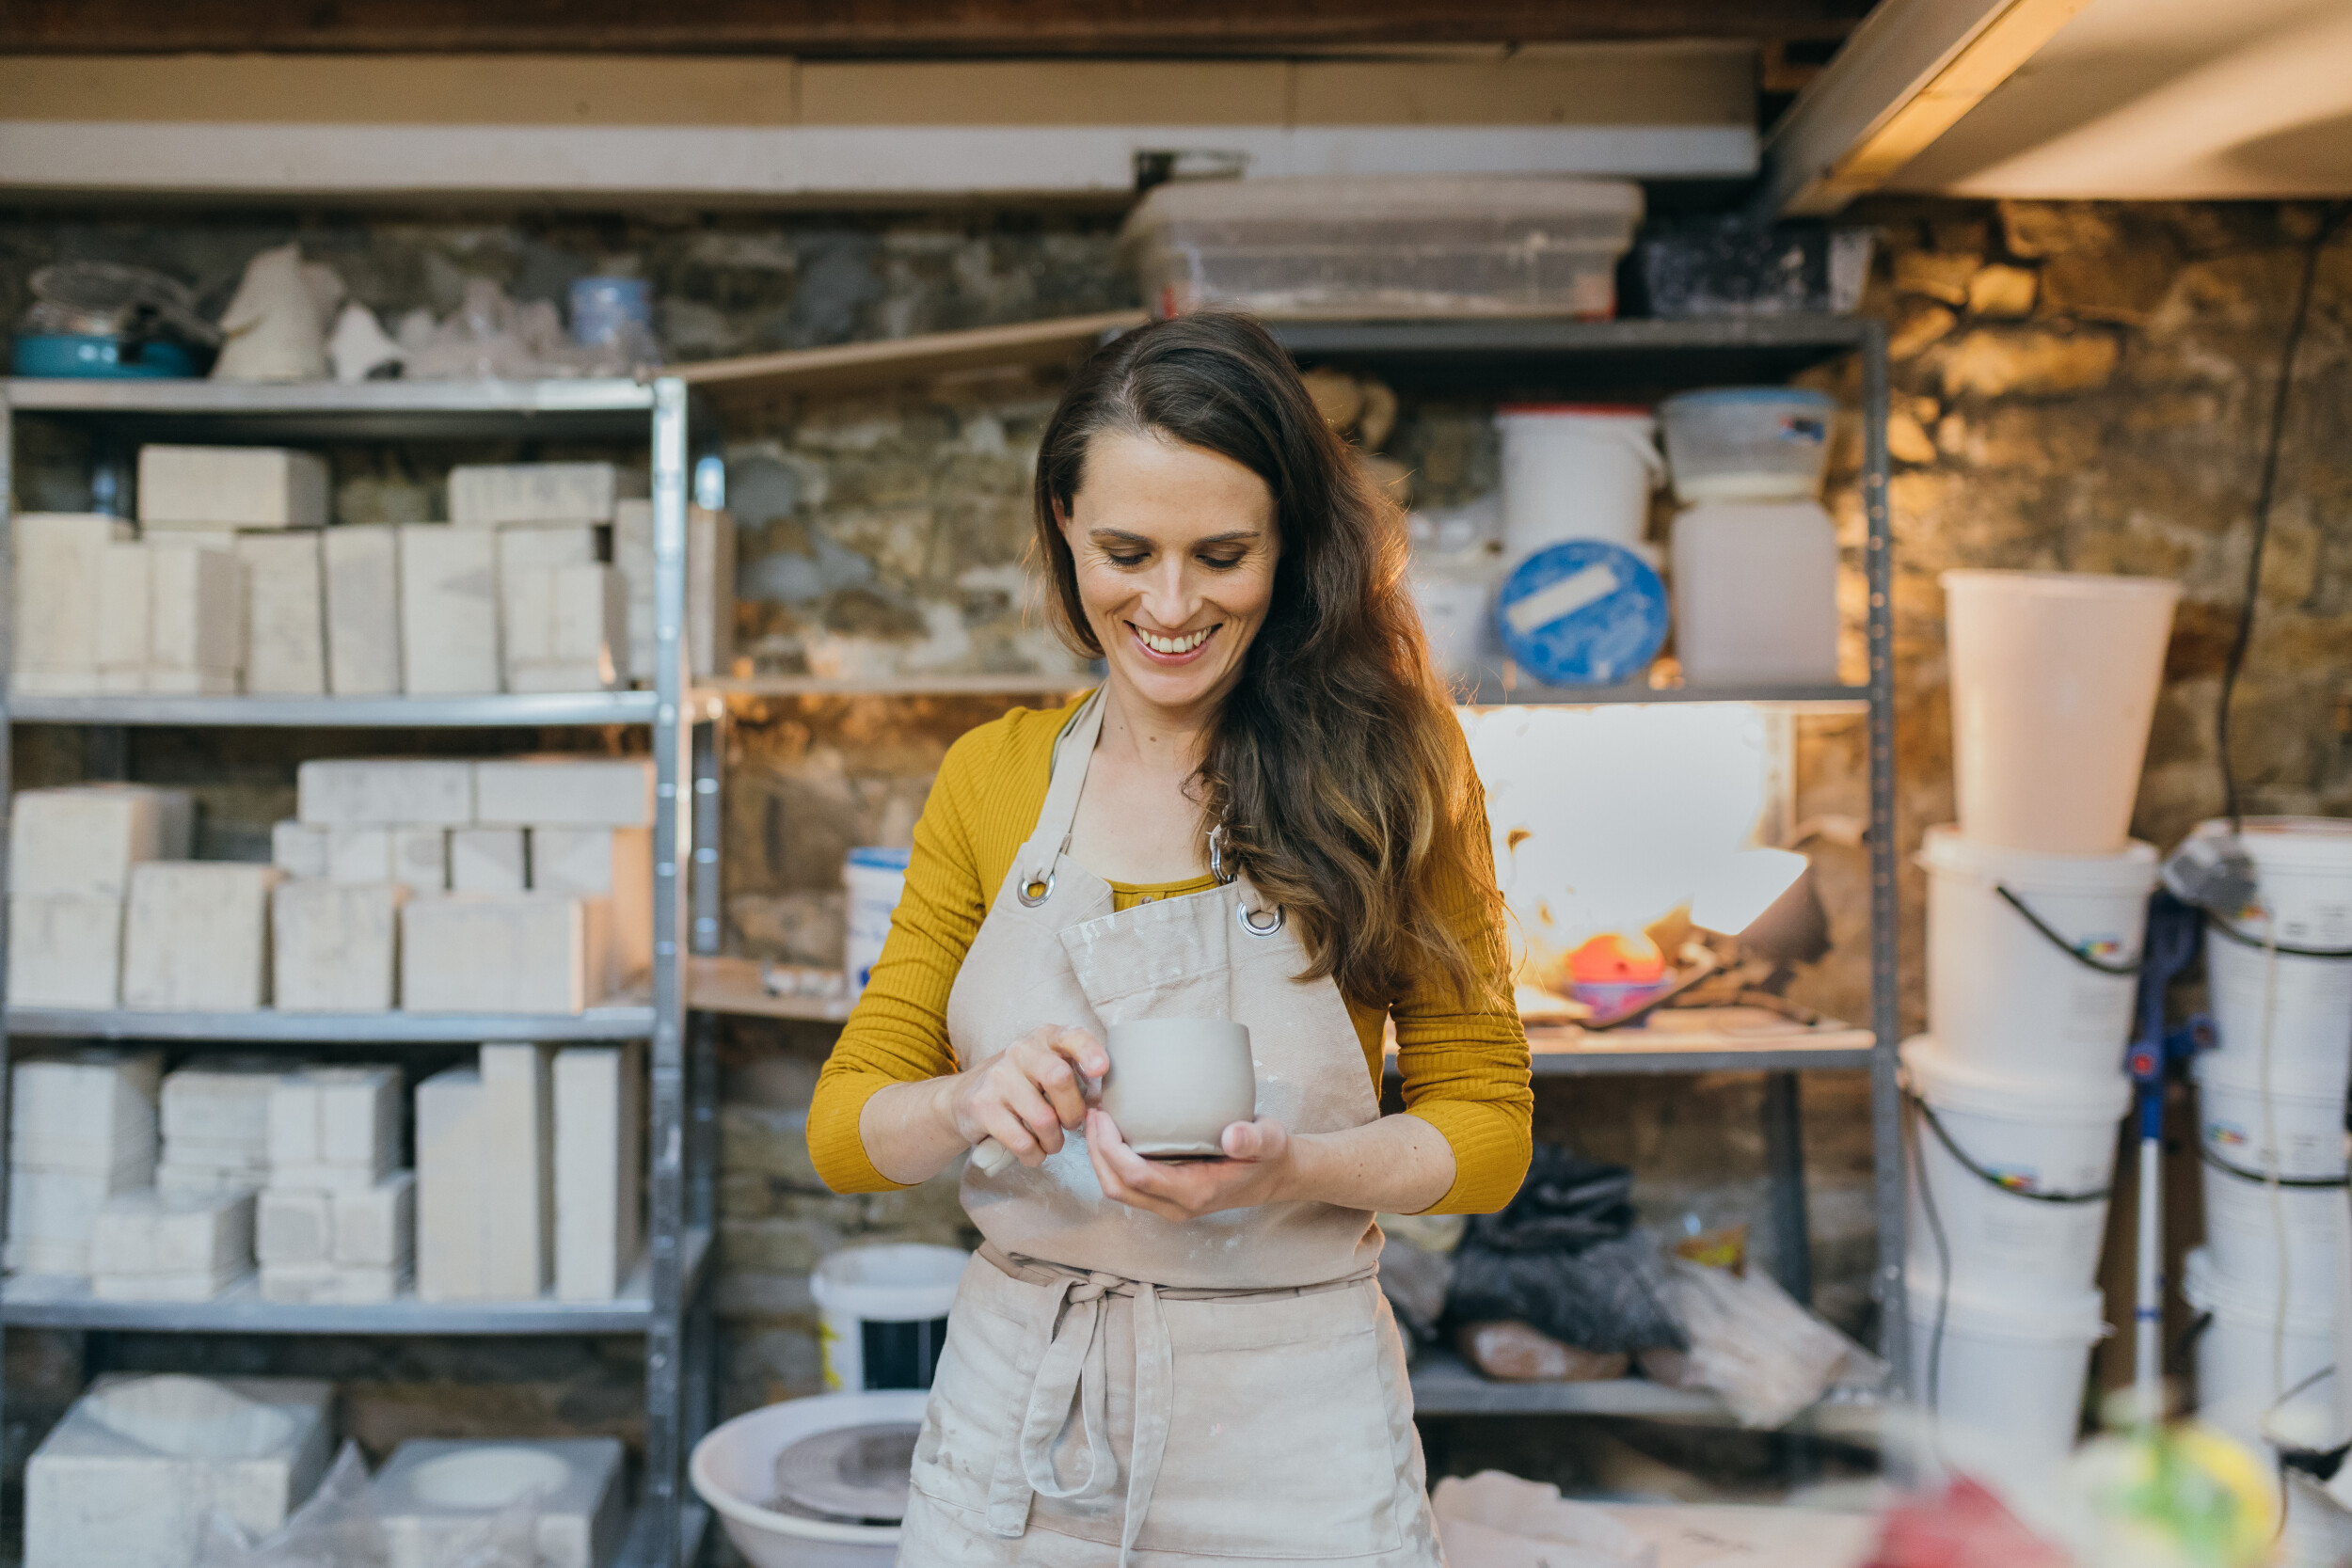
left=271, top=819, right=331, bottom=879
left=480, top=1042, right=553, bottom=1300
left=532, top=827, right=653, bottom=986
left=324, top=524, right=402, bottom=696
left=553, top=1043, right=643, bottom=1302
left=472, top=755, right=654, bottom=828
left=6, top=894, right=124, bottom=1007
left=143, top=668, right=240, bottom=694
left=137, top=445, right=329, bottom=528
left=400, top=895, right=602, bottom=1014
left=256, top=1188, right=331, bottom=1265
left=156, top=1163, right=264, bottom=1198
left=6, top=1164, right=151, bottom=1264
left=149, top=542, right=244, bottom=676
left=390, top=826, right=450, bottom=891
left=334, top=1170, right=416, bottom=1268
left=162, top=1063, right=284, bottom=1151
left=95, top=543, right=151, bottom=675
left=10, top=784, right=191, bottom=898
left=326, top=825, right=394, bottom=883
left=90, top=1189, right=255, bottom=1277
left=119, top=864, right=278, bottom=1011
left=259, top=1262, right=405, bottom=1305
left=396, top=526, right=500, bottom=694
left=296, top=758, right=474, bottom=827
left=504, top=562, right=627, bottom=690
left=271, top=881, right=406, bottom=1012
left=447, top=462, right=639, bottom=527
left=236, top=532, right=327, bottom=695
left=13, top=513, right=132, bottom=675
left=9, top=1049, right=162, bottom=1177
left=266, top=1065, right=402, bottom=1177
left=414, top=1067, right=487, bottom=1302
left=449, top=827, right=528, bottom=893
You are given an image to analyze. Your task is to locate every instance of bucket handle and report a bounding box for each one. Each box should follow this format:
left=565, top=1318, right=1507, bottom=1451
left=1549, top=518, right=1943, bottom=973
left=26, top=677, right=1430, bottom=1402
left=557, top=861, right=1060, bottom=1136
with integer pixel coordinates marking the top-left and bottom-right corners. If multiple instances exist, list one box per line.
left=1902, top=1079, right=2113, bottom=1205
left=2202, top=911, right=2352, bottom=962
left=2196, top=1141, right=2351, bottom=1191
left=1593, top=423, right=1667, bottom=488
left=1994, top=884, right=2143, bottom=976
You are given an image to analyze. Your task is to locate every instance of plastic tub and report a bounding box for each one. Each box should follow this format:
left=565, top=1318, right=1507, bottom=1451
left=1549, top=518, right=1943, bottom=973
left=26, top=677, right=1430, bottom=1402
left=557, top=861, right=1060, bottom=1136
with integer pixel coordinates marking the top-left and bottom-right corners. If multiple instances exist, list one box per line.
left=842, top=847, right=912, bottom=1001
left=1406, top=513, right=1508, bottom=686
left=1669, top=500, right=1839, bottom=685
left=1919, top=827, right=2155, bottom=1081
left=691, top=1390, right=929, bottom=1568
left=1942, top=571, right=2180, bottom=854
left=2189, top=818, right=2352, bottom=1088
left=1496, top=404, right=1661, bottom=559
left=2198, top=1154, right=2344, bottom=1319
left=1659, top=388, right=1836, bottom=503
left=2185, top=1246, right=2337, bottom=1454
left=811, top=1243, right=968, bottom=1392
left=1121, top=175, right=1644, bottom=321
left=1901, top=1036, right=2129, bottom=1291
left=1905, top=1269, right=2106, bottom=1470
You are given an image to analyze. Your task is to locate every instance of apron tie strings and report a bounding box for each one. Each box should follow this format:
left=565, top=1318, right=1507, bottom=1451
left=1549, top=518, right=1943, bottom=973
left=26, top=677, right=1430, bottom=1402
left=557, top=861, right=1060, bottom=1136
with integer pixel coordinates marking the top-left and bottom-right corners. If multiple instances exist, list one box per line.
left=994, top=1267, right=1177, bottom=1567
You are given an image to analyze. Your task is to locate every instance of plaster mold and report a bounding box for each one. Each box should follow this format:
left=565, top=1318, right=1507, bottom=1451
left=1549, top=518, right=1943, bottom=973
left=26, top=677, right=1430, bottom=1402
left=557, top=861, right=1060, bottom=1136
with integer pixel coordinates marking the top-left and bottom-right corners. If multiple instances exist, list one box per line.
left=373, top=1436, right=626, bottom=1568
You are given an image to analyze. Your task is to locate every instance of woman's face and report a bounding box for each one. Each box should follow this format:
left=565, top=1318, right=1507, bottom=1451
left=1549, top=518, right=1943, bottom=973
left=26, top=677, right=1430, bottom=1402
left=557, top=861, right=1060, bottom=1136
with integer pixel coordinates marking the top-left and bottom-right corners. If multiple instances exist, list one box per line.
left=1061, top=429, right=1280, bottom=718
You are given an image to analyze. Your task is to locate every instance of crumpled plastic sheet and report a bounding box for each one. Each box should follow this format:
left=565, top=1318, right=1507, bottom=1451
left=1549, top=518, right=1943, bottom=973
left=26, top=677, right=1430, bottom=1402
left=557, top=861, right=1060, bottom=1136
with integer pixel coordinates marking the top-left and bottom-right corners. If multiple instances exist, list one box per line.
left=194, top=1441, right=539, bottom=1568
left=1431, top=1471, right=1658, bottom=1568
left=1448, top=1231, right=1686, bottom=1354
left=1661, top=1258, right=1881, bottom=1430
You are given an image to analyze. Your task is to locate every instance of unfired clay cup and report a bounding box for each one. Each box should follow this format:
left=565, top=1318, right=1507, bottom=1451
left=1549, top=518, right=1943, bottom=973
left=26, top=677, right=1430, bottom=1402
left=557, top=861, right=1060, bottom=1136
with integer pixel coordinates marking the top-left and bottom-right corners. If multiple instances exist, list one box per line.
left=1098, top=1019, right=1257, bottom=1159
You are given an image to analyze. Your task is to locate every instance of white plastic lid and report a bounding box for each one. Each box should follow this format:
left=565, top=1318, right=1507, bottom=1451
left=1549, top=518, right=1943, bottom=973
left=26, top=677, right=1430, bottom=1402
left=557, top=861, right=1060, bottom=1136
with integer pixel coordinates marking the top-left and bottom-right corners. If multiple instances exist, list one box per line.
left=810, top=1243, right=969, bottom=1319
left=1905, top=1266, right=2108, bottom=1341
left=1939, top=568, right=2183, bottom=602
left=2186, top=816, right=2352, bottom=878
left=1901, top=1035, right=2133, bottom=1122
left=1124, top=174, right=1645, bottom=229
left=2182, top=1245, right=2337, bottom=1333
left=1916, top=823, right=2160, bottom=895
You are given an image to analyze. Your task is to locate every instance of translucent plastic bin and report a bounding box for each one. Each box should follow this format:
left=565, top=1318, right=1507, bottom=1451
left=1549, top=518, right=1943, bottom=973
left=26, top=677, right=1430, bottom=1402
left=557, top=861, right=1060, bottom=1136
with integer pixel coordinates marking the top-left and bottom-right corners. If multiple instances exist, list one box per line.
left=1660, top=388, right=1836, bottom=503
left=1121, top=176, right=1644, bottom=320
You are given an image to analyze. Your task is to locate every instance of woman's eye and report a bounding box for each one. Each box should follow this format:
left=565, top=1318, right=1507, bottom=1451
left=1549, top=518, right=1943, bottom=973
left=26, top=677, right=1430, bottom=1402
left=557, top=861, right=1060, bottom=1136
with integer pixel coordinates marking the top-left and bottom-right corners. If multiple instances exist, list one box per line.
left=1199, top=555, right=1245, bottom=571
left=1107, top=551, right=1150, bottom=568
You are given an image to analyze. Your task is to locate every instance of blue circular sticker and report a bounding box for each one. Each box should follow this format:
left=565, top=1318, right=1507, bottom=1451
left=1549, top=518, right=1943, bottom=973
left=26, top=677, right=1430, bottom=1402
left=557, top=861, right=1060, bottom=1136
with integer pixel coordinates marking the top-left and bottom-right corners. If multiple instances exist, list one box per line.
left=1494, top=540, right=1669, bottom=688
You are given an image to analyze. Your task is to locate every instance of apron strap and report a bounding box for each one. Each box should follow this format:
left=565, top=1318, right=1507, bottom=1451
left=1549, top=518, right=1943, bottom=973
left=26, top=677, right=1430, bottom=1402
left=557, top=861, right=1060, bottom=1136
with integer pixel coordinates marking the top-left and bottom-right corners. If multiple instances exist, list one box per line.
left=1120, top=1281, right=1175, bottom=1568
left=1014, top=689, right=1106, bottom=905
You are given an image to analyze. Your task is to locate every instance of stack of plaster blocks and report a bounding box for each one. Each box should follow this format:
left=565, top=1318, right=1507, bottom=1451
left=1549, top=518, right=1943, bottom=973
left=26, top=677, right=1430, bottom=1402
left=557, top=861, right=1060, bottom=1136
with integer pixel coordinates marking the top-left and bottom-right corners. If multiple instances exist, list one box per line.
left=421, top=461, right=644, bottom=695
left=271, top=758, right=472, bottom=1011
left=416, top=1041, right=642, bottom=1304
left=5, top=1050, right=161, bottom=1276
left=123, top=861, right=285, bottom=1011
left=140, top=443, right=334, bottom=694
left=403, top=754, right=657, bottom=1013
left=257, top=1066, right=415, bottom=1304
left=86, top=1062, right=281, bottom=1300
left=9, top=511, right=248, bottom=696
left=6, top=784, right=194, bottom=1007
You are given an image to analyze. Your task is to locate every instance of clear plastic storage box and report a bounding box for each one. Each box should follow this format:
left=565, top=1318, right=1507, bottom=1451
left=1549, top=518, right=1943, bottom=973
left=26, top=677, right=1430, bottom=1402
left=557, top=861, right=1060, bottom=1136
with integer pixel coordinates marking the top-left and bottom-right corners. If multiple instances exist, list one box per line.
left=1121, top=176, right=1645, bottom=320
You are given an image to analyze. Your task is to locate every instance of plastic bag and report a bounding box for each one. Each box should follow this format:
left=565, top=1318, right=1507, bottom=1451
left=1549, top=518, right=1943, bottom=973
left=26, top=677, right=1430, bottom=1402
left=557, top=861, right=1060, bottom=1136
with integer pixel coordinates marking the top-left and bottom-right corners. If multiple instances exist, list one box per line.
left=193, top=1440, right=540, bottom=1568
left=1463, top=1145, right=1635, bottom=1254
left=1431, top=1471, right=1657, bottom=1568
left=1660, top=1257, right=1863, bottom=1429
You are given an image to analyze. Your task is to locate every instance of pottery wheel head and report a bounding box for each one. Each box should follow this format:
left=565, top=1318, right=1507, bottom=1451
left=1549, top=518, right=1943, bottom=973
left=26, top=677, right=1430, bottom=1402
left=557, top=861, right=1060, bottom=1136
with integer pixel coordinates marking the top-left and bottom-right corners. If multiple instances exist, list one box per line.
left=770, top=1421, right=919, bottom=1525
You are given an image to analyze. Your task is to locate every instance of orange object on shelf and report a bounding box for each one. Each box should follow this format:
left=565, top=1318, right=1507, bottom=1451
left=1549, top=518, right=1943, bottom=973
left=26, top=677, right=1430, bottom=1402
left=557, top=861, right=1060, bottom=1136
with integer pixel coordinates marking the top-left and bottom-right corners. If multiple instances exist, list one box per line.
left=1566, top=931, right=1667, bottom=985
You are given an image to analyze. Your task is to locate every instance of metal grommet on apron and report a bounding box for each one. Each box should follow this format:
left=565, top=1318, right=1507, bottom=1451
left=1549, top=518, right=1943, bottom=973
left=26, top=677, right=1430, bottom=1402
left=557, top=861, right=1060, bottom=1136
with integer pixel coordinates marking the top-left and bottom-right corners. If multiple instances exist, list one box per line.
left=900, top=689, right=1445, bottom=1568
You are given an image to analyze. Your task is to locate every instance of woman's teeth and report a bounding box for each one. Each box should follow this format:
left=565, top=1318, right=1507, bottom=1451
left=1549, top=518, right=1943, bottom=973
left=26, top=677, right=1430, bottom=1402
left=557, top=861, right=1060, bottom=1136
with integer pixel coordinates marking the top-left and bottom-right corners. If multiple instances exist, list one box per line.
left=1139, top=627, right=1212, bottom=655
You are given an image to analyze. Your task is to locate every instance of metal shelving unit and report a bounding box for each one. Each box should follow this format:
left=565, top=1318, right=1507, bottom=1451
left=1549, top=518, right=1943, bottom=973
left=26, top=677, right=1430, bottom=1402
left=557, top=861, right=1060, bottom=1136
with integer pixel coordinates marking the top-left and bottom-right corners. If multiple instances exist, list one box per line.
left=0, top=374, right=716, bottom=1568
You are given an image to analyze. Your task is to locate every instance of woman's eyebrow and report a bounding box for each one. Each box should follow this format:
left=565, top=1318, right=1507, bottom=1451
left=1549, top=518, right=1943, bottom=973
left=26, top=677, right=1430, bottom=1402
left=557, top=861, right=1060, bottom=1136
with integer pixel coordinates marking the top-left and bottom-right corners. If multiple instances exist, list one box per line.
left=1087, top=527, right=1263, bottom=546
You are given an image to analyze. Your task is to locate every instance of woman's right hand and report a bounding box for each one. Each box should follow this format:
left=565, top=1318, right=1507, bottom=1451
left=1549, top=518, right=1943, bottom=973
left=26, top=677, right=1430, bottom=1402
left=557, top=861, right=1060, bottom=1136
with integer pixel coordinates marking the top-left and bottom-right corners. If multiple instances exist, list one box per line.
left=946, top=1025, right=1108, bottom=1167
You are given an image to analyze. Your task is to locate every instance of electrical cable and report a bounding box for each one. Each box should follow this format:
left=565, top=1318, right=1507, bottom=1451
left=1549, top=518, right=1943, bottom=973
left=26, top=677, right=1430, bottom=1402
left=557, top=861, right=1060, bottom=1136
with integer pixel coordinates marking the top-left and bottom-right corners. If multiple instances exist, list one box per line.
left=1904, top=1094, right=1953, bottom=1451
left=2217, top=202, right=2349, bottom=833
left=1994, top=883, right=2146, bottom=975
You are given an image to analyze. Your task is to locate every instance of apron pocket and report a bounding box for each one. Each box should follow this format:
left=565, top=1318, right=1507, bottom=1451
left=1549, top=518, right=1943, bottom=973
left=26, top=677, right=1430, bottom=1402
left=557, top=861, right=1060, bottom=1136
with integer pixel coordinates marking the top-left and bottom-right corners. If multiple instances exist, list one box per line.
left=909, top=1261, right=1045, bottom=1523
left=1033, top=1284, right=1408, bottom=1560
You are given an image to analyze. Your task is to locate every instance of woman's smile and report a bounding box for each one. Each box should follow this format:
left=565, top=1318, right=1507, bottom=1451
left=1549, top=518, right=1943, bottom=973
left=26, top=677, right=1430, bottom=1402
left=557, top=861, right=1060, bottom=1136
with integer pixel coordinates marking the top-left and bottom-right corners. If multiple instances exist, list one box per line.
left=1130, top=621, right=1220, bottom=663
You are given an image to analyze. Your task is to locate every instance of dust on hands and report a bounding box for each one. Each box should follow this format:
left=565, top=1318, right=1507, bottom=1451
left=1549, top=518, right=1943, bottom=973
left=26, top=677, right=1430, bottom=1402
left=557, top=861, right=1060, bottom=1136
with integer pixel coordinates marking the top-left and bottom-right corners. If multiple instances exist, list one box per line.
left=1087, top=1108, right=1295, bottom=1220
left=952, top=1025, right=1106, bottom=1167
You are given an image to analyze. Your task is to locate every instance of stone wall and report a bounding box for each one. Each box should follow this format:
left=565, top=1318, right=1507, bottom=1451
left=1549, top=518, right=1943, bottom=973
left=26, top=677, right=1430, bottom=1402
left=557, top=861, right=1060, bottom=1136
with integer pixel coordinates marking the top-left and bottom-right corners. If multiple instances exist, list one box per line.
left=6, top=195, right=2347, bottom=1478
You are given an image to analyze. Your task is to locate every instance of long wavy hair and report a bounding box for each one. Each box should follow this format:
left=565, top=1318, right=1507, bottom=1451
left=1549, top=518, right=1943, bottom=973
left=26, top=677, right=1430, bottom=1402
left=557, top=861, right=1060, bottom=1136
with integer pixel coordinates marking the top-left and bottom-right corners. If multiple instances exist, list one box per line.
left=1032, top=312, right=1493, bottom=1007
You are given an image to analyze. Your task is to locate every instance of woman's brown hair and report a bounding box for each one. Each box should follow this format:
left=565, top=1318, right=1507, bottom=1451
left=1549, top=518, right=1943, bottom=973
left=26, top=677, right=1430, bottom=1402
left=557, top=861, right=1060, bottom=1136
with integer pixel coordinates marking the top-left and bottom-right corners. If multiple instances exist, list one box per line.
left=1033, top=311, right=1496, bottom=1008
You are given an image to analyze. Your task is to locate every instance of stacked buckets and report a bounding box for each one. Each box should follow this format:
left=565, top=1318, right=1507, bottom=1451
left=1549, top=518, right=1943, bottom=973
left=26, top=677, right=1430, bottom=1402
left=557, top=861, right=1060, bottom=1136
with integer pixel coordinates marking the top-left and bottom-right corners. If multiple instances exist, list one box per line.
left=1907, top=570, right=2181, bottom=1466
left=2179, top=816, right=2352, bottom=1452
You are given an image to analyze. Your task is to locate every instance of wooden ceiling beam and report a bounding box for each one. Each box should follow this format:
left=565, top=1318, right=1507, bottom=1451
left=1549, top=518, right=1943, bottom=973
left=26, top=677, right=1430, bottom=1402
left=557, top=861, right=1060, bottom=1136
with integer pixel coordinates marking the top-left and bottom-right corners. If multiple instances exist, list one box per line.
left=0, top=0, right=1871, bottom=55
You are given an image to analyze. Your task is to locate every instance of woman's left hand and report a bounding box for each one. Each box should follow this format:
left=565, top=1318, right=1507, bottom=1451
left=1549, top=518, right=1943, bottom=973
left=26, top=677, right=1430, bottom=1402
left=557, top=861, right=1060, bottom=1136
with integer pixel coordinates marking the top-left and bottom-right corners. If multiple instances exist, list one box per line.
left=1086, top=1108, right=1295, bottom=1220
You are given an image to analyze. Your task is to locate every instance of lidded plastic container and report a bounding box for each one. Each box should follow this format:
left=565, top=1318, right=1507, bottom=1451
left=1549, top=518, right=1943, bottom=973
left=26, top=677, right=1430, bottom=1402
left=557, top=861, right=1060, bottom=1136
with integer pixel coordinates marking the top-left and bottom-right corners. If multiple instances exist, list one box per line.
left=1669, top=500, right=1837, bottom=684
left=843, top=847, right=913, bottom=999
left=1659, top=388, right=1837, bottom=503
left=1121, top=176, right=1644, bottom=320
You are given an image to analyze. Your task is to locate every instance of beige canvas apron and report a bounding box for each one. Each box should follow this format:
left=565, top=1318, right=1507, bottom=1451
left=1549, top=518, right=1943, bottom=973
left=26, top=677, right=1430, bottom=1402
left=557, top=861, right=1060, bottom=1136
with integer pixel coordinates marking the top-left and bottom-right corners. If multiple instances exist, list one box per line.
left=898, top=689, right=1444, bottom=1568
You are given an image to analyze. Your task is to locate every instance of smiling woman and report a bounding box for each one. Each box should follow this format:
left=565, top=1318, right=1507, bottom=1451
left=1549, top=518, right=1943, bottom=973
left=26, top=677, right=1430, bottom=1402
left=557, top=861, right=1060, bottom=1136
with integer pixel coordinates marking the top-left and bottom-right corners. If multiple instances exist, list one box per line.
left=806, top=312, right=1531, bottom=1568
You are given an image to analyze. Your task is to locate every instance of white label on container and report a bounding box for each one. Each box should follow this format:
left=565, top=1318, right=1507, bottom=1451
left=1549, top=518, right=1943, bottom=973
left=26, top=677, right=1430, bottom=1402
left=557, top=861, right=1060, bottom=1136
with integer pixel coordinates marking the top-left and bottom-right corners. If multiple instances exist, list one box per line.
left=1504, top=562, right=1619, bottom=637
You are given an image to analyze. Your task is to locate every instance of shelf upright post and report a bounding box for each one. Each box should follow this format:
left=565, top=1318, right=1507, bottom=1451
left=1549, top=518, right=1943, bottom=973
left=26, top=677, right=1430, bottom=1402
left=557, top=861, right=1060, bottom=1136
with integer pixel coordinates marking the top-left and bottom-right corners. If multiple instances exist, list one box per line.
left=0, top=390, right=16, bottom=1549
left=1860, top=321, right=1909, bottom=1388
left=644, top=375, right=692, bottom=1566
left=686, top=705, right=724, bottom=1467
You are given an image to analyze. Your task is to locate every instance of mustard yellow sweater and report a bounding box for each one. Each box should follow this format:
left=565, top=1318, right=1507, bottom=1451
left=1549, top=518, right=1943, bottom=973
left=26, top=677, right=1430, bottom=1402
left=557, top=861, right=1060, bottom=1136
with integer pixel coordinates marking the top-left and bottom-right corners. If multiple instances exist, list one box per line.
left=806, top=693, right=1534, bottom=1214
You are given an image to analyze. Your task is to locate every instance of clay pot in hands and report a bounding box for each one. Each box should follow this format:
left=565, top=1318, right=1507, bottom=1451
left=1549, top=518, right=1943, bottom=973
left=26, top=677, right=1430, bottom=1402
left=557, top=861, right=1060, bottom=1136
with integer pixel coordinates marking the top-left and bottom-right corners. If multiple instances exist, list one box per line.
left=1098, top=1019, right=1256, bottom=1159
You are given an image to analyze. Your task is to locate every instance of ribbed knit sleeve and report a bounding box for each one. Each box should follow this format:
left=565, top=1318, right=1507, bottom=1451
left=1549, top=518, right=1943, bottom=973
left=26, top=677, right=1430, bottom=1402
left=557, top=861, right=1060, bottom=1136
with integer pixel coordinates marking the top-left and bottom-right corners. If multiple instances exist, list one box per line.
left=805, top=717, right=1011, bottom=1195
left=1386, top=790, right=1534, bottom=1215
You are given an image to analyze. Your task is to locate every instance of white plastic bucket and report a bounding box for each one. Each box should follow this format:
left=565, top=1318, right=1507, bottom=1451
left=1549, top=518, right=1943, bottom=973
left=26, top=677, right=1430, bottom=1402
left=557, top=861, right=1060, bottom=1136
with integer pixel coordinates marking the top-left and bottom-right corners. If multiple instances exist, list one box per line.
left=1902, top=1037, right=2128, bottom=1291
left=843, top=846, right=912, bottom=1000
left=1905, top=1270, right=2106, bottom=1469
left=2198, top=1146, right=2345, bottom=1318
left=2190, top=818, right=2352, bottom=1089
left=1920, top=827, right=2154, bottom=1081
left=1496, top=404, right=1662, bottom=559
left=1659, top=388, right=1836, bottom=504
left=1942, top=571, right=2181, bottom=855
left=811, top=1243, right=968, bottom=1393
left=2194, top=1053, right=2348, bottom=1181
left=691, top=1389, right=928, bottom=1568
left=2185, top=1245, right=2337, bottom=1454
